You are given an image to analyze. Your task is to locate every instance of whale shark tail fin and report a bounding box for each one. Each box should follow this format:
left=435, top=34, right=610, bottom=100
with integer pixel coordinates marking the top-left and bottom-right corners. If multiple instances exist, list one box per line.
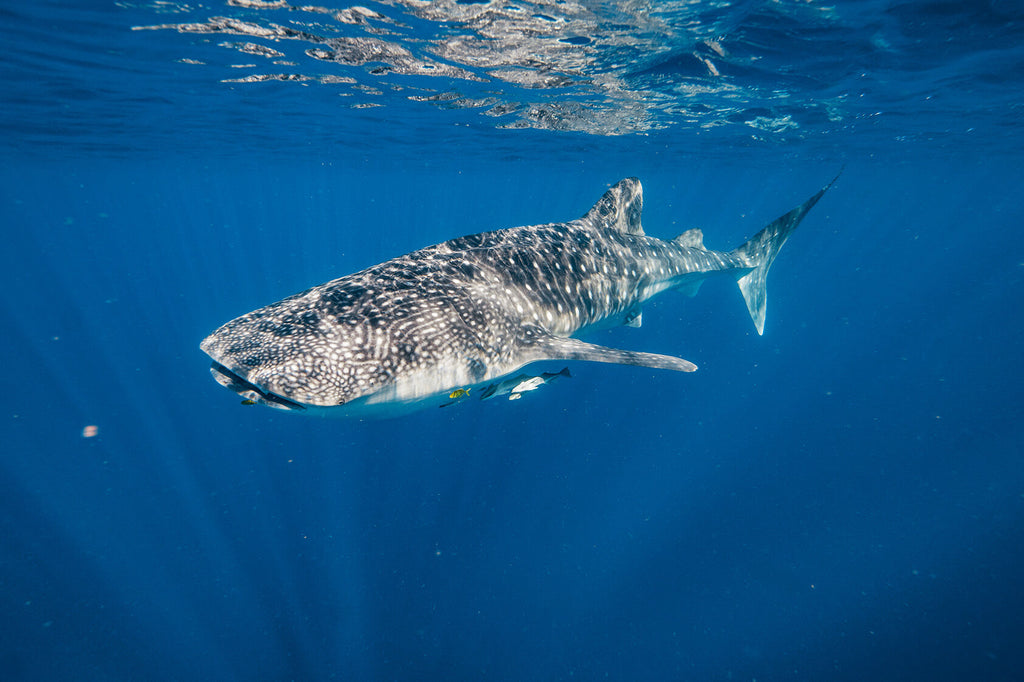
left=732, top=172, right=840, bottom=335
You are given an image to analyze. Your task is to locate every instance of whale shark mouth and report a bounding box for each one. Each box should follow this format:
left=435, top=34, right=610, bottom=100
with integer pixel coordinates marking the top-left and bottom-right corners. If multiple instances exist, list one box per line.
left=208, top=362, right=307, bottom=411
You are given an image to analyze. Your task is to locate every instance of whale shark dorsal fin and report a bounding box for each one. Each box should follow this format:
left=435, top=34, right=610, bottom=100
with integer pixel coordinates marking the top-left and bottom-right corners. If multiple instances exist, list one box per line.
left=518, top=326, right=695, bottom=372
left=581, top=177, right=644, bottom=235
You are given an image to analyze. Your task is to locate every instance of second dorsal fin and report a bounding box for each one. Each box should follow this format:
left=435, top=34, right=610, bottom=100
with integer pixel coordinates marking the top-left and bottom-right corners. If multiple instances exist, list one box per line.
left=673, top=228, right=704, bottom=248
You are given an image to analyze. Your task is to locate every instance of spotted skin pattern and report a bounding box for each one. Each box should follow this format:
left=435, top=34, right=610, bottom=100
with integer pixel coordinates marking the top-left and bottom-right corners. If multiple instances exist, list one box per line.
left=201, top=177, right=836, bottom=416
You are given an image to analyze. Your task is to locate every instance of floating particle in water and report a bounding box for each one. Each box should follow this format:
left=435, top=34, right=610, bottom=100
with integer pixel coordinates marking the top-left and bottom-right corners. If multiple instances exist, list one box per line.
left=82, top=425, right=98, bottom=438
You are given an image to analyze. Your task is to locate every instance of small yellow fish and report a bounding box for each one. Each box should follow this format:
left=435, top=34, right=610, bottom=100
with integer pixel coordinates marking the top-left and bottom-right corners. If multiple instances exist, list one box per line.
left=240, top=399, right=257, bottom=406
left=448, top=388, right=470, bottom=400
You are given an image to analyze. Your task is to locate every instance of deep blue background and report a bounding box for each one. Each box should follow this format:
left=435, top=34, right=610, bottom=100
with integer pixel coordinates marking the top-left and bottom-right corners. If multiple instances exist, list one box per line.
left=2, top=2, right=1023, bottom=681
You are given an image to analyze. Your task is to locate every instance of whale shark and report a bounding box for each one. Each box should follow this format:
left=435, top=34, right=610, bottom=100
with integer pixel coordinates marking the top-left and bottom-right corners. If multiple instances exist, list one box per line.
left=201, top=176, right=837, bottom=417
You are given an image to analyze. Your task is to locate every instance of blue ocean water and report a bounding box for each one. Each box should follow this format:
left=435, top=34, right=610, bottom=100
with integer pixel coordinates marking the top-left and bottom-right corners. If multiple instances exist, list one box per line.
left=2, top=1, right=1023, bottom=680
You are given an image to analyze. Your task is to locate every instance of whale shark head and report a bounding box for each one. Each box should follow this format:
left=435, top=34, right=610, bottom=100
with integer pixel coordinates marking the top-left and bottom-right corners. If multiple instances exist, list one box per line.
left=199, top=275, right=508, bottom=415
left=200, top=292, right=408, bottom=411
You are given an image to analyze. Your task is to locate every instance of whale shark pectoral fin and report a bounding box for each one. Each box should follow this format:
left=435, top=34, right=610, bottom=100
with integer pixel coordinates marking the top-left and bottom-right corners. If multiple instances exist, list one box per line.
left=519, top=328, right=696, bottom=372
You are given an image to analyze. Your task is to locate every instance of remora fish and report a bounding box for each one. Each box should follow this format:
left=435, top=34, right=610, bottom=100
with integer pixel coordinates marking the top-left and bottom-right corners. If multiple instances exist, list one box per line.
left=201, top=176, right=836, bottom=417
left=479, top=367, right=572, bottom=402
